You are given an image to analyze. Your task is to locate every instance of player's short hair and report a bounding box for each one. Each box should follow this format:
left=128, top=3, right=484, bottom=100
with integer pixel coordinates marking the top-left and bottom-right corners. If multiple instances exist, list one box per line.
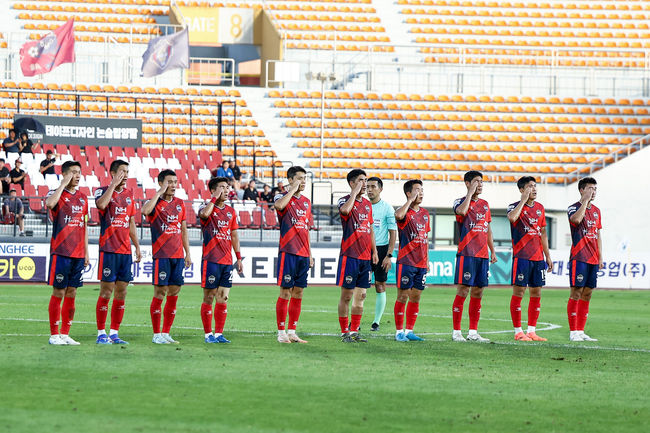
left=109, top=159, right=129, bottom=174
left=578, top=177, right=597, bottom=191
left=287, top=166, right=306, bottom=180
left=157, top=169, right=176, bottom=183
left=0, top=159, right=4, bottom=163
left=62, top=160, right=81, bottom=174
left=208, top=176, right=229, bottom=192
left=367, top=176, right=383, bottom=189
left=346, top=168, right=367, bottom=184
left=403, top=179, right=422, bottom=196
left=464, top=170, right=483, bottom=183
left=517, top=176, right=536, bottom=190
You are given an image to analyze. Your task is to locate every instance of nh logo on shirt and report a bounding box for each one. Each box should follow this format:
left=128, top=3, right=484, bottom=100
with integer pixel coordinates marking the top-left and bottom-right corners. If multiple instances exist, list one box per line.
left=72, top=205, right=83, bottom=213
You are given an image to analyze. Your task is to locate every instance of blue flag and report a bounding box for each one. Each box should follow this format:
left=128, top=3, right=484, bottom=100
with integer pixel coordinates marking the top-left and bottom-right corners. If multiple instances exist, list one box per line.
left=141, top=27, right=189, bottom=78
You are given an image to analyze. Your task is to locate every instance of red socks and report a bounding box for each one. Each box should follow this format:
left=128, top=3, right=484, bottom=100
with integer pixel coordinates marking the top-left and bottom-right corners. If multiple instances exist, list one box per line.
left=405, top=302, right=419, bottom=330
left=200, top=302, right=213, bottom=333
left=452, top=295, right=465, bottom=331
left=48, top=295, right=61, bottom=335
left=350, top=314, right=362, bottom=333
left=567, top=298, right=578, bottom=331
left=468, top=297, right=481, bottom=330
left=60, top=296, right=75, bottom=335
left=96, top=296, right=110, bottom=331
left=510, top=295, right=522, bottom=328
left=150, top=297, right=163, bottom=334
left=339, top=316, right=349, bottom=333
left=576, top=299, right=590, bottom=331
left=287, top=298, right=302, bottom=330
left=528, top=297, right=541, bottom=328
left=394, top=300, right=406, bottom=330
left=162, top=295, right=178, bottom=333
left=214, top=302, right=228, bottom=334
left=276, top=297, right=289, bottom=331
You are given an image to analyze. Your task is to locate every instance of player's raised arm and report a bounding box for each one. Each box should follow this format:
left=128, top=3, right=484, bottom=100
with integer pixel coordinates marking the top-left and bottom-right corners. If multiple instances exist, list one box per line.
left=507, top=184, right=532, bottom=223
left=45, top=172, right=73, bottom=209
left=395, top=189, right=417, bottom=221
left=569, top=184, right=595, bottom=225
left=142, top=179, right=170, bottom=216
left=340, top=181, right=362, bottom=216
left=274, top=178, right=300, bottom=211
left=95, top=170, right=125, bottom=211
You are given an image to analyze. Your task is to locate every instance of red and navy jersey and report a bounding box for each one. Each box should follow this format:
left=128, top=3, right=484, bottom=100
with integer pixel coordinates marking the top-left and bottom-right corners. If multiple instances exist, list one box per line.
left=453, top=197, right=492, bottom=258
left=47, top=189, right=88, bottom=258
left=147, top=197, right=186, bottom=259
left=396, top=207, right=430, bottom=269
left=199, top=202, right=238, bottom=265
left=275, top=193, right=312, bottom=257
left=94, top=186, right=136, bottom=255
left=507, top=201, right=546, bottom=261
left=338, top=195, right=374, bottom=260
left=568, top=202, right=602, bottom=265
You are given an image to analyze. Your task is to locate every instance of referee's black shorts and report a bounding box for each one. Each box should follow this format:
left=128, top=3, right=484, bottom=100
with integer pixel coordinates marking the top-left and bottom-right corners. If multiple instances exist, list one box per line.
left=371, top=244, right=389, bottom=283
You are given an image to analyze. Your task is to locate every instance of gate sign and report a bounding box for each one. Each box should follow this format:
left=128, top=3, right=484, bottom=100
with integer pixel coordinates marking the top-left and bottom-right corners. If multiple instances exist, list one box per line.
left=13, top=114, right=142, bottom=148
left=178, top=7, right=254, bottom=45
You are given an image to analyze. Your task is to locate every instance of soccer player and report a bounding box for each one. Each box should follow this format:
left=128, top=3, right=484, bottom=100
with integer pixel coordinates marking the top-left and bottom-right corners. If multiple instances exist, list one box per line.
left=45, top=161, right=89, bottom=345
left=393, top=180, right=430, bottom=342
left=366, top=177, right=396, bottom=332
left=93, top=160, right=142, bottom=345
left=507, top=176, right=553, bottom=342
left=198, top=177, right=243, bottom=344
left=274, top=166, right=313, bottom=344
left=451, top=171, right=497, bottom=343
left=141, top=169, right=192, bottom=344
left=567, top=177, right=603, bottom=342
left=337, top=169, right=378, bottom=343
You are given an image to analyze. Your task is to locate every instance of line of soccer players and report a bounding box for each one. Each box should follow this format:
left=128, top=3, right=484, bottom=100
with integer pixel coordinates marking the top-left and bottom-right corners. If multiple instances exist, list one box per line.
left=45, top=160, right=603, bottom=345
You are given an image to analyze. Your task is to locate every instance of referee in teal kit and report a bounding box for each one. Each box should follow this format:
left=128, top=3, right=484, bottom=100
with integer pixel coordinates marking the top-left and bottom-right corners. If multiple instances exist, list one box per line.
left=366, top=177, right=397, bottom=331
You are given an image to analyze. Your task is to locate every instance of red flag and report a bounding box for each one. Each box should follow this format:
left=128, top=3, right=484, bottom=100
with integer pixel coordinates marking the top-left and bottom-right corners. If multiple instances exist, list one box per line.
left=19, top=19, right=75, bottom=77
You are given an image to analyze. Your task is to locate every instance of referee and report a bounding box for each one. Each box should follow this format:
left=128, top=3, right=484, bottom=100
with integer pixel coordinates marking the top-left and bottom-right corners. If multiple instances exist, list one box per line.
left=366, top=177, right=397, bottom=331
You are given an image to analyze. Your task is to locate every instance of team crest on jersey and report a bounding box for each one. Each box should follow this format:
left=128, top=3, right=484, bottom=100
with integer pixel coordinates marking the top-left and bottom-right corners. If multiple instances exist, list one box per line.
left=103, top=268, right=111, bottom=277
left=517, top=273, right=524, bottom=282
left=208, top=275, right=216, bottom=284
left=576, top=274, right=584, bottom=283
left=80, top=198, right=85, bottom=204
left=365, top=205, right=370, bottom=211
left=126, top=197, right=132, bottom=205
left=483, top=205, right=488, bottom=210
left=401, top=275, right=410, bottom=284
left=303, top=201, right=309, bottom=208
left=55, top=273, right=64, bottom=283
left=536, top=210, right=542, bottom=216
left=345, top=275, right=353, bottom=284
left=463, top=271, right=471, bottom=280
left=283, top=274, right=292, bottom=283
left=226, top=212, right=232, bottom=219
left=423, top=215, right=429, bottom=221
left=593, top=212, right=598, bottom=218
left=176, top=205, right=182, bottom=213
left=159, top=271, right=167, bottom=280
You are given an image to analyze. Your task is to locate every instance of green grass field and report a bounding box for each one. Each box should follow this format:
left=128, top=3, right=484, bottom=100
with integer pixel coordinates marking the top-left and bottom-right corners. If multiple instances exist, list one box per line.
left=1, top=284, right=648, bottom=433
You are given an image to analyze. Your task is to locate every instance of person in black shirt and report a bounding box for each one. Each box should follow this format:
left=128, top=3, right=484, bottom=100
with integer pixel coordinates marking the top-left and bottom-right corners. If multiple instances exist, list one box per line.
left=242, top=179, right=259, bottom=202
left=39, top=150, right=56, bottom=176
left=0, top=159, right=10, bottom=194
left=18, top=132, right=35, bottom=154
left=229, top=160, right=242, bottom=182
left=3, top=189, right=25, bottom=236
left=260, top=184, right=274, bottom=204
left=2, top=130, right=20, bottom=153
left=10, top=159, right=27, bottom=188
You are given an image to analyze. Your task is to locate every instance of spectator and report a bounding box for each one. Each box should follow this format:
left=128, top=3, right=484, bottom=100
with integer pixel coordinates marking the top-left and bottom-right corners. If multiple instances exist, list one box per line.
left=229, top=159, right=242, bottom=181
left=10, top=158, right=26, bottom=188
left=0, top=159, right=10, bottom=195
left=236, top=180, right=247, bottom=200
left=2, top=129, right=20, bottom=153
left=260, top=184, right=274, bottom=204
left=215, top=160, right=233, bottom=179
left=39, top=150, right=56, bottom=176
left=271, top=180, right=287, bottom=196
left=3, top=189, right=25, bottom=236
left=18, top=132, right=36, bottom=154
left=242, top=179, right=259, bottom=202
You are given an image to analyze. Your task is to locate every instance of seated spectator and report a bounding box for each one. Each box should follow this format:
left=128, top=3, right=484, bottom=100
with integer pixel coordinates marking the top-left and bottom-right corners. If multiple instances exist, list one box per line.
left=260, top=184, right=274, bottom=204
left=0, top=159, right=10, bottom=194
left=39, top=150, right=56, bottom=176
left=271, top=180, right=287, bottom=196
left=18, top=132, right=36, bottom=154
left=236, top=180, right=247, bottom=200
left=2, top=129, right=20, bottom=153
left=229, top=159, right=242, bottom=181
left=215, top=160, right=233, bottom=179
left=10, top=159, right=26, bottom=188
left=243, top=180, right=259, bottom=202
left=3, top=189, right=25, bottom=236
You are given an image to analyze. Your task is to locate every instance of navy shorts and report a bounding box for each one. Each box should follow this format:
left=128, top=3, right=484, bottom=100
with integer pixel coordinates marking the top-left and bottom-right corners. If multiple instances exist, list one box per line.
left=569, top=260, right=598, bottom=289
left=396, top=263, right=427, bottom=290
left=337, top=255, right=372, bottom=289
left=153, top=258, right=185, bottom=286
left=512, top=257, right=546, bottom=288
left=98, top=252, right=133, bottom=283
left=371, top=244, right=390, bottom=283
left=277, top=252, right=310, bottom=288
left=455, top=255, right=489, bottom=288
left=48, top=255, right=85, bottom=289
left=201, top=261, right=233, bottom=289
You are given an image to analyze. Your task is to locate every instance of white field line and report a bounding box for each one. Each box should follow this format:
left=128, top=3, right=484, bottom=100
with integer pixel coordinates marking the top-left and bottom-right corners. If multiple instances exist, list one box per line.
left=1, top=317, right=650, bottom=353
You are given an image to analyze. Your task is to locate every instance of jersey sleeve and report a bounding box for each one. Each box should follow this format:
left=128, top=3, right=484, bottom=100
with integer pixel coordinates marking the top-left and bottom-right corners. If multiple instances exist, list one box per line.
left=486, top=205, right=492, bottom=223
left=274, top=193, right=287, bottom=216
left=146, top=202, right=156, bottom=222
left=180, top=201, right=187, bottom=222
left=598, top=212, right=602, bottom=230
left=338, top=196, right=350, bottom=220
left=46, top=190, right=59, bottom=215
left=540, top=206, right=547, bottom=227
left=368, top=202, right=374, bottom=225
left=506, top=201, right=518, bottom=216
left=386, top=205, right=397, bottom=230
left=453, top=197, right=464, bottom=215
left=567, top=204, right=578, bottom=226
left=230, top=212, right=239, bottom=231
left=396, top=211, right=409, bottom=229
left=198, top=202, right=208, bottom=220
